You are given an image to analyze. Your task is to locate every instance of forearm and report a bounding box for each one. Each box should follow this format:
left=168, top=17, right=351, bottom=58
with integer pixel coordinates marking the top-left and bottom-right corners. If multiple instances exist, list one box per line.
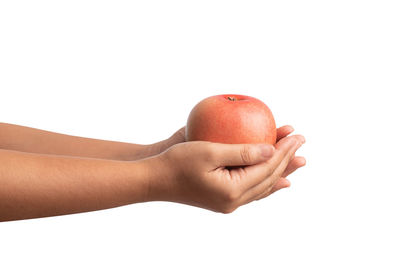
left=0, top=149, right=154, bottom=221
left=0, top=123, right=153, bottom=160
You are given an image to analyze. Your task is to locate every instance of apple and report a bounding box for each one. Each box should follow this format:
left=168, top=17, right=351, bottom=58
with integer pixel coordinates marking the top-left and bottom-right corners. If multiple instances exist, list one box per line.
left=186, top=94, right=277, bottom=144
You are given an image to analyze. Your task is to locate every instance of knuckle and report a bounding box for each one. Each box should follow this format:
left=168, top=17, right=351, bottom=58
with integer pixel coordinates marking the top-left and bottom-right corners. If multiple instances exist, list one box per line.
left=203, top=143, right=217, bottom=162
left=218, top=199, right=238, bottom=214
left=222, top=187, right=241, bottom=204
left=220, top=206, right=236, bottom=214
left=240, top=145, right=253, bottom=164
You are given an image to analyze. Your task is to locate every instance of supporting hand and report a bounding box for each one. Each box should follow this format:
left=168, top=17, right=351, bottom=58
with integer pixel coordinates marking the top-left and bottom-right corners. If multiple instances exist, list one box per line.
left=145, top=133, right=305, bottom=213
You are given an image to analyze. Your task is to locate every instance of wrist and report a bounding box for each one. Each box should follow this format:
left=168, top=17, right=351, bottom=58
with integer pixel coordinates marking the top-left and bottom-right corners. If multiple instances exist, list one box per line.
left=116, top=143, right=153, bottom=161
left=138, top=153, right=175, bottom=202
left=147, top=139, right=170, bottom=156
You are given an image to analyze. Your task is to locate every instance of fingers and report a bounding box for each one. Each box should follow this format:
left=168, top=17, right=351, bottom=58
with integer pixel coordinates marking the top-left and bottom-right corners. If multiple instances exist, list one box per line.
left=210, top=143, right=275, bottom=167
left=270, top=178, right=291, bottom=194
left=236, top=135, right=304, bottom=205
left=256, top=156, right=306, bottom=200
left=276, top=125, right=294, bottom=142
left=282, top=156, right=306, bottom=178
left=254, top=178, right=290, bottom=201
left=238, top=135, right=304, bottom=192
left=170, top=126, right=186, bottom=143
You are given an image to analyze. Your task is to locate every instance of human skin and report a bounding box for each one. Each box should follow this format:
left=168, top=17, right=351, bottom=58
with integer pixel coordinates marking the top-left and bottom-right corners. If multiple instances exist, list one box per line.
left=0, top=123, right=185, bottom=160
left=0, top=123, right=305, bottom=221
left=147, top=135, right=305, bottom=213
left=0, top=123, right=304, bottom=165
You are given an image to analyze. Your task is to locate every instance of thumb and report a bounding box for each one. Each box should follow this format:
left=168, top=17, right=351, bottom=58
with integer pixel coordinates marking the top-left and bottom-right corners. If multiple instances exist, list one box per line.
left=211, top=143, right=274, bottom=167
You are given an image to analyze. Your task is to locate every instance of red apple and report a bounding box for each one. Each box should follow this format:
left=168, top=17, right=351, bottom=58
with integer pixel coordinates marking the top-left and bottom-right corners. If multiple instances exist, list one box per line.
left=186, top=94, right=277, bottom=144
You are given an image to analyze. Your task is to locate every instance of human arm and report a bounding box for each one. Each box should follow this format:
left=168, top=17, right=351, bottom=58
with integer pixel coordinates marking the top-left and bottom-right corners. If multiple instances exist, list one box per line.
left=0, top=148, right=153, bottom=221
left=0, top=123, right=185, bottom=161
left=0, top=132, right=304, bottom=221
left=0, top=123, right=300, bottom=166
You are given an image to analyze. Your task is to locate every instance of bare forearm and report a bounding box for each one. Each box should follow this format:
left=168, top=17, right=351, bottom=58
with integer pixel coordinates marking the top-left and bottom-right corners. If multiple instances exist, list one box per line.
left=0, top=123, right=152, bottom=160
left=0, top=149, right=153, bottom=221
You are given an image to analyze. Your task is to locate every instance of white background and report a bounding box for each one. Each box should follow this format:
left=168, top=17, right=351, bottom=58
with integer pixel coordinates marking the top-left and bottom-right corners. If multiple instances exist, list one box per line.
left=1, top=0, right=399, bottom=254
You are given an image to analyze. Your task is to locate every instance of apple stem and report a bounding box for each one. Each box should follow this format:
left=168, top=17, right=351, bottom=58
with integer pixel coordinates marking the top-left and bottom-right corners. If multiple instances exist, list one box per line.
left=227, top=96, right=236, bottom=101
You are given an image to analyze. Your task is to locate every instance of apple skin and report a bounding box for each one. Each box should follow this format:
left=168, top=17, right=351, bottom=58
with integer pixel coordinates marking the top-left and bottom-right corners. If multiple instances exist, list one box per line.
left=186, top=94, right=277, bottom=145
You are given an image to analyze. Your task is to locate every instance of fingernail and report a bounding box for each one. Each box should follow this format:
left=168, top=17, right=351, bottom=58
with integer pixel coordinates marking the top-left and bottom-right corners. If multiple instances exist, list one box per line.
left=259, top=144, right=274, bottom=158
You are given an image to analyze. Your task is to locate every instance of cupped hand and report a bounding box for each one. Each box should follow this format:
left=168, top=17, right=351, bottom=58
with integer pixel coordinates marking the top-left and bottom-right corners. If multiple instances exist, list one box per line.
left=147, top=125, right=306, bottom=193
left=147, top=133, right=305, bottom=213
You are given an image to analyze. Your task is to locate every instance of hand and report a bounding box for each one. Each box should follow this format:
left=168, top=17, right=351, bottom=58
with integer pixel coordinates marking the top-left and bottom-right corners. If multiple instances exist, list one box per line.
left=145, top=127, right=186, bottom=157
left=146, top=133, right=305, bottom=213
left=146, top=124, right=306, bottom=162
